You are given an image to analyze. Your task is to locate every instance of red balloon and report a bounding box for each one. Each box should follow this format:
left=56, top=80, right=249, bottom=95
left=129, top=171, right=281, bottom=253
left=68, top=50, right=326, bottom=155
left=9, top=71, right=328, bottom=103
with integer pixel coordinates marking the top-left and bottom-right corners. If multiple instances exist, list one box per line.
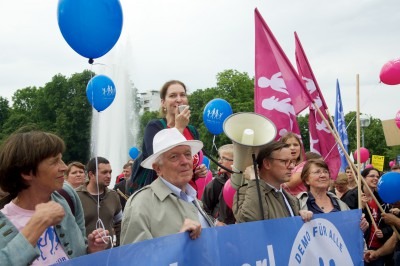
left=395, top=110, right=400, bottom=129
left=353, top=147, right=370, bottom=163
left=222, top=179, right=236, bottom=209
left=380, top=59, right=400, bottom=85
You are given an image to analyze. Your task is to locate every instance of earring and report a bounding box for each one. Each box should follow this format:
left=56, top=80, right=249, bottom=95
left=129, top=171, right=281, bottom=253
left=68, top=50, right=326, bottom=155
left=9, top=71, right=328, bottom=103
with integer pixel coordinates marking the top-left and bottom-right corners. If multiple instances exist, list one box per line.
left=163, top=108, right=167, bottom=111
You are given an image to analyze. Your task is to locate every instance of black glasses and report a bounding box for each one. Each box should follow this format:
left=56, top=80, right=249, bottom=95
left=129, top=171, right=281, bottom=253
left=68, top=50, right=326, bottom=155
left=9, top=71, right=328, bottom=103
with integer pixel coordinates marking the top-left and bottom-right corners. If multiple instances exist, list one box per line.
left=218, top=156, right=233, bottom=162
left=270, top=158, right=296, bottom=167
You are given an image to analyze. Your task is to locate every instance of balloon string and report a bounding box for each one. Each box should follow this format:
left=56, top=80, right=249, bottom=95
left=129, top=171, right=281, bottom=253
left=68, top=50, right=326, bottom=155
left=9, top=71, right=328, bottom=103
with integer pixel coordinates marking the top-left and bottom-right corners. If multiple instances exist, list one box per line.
left=212, top=135, right=218, bottom=153
left=89, top=74, right=112, bottom=247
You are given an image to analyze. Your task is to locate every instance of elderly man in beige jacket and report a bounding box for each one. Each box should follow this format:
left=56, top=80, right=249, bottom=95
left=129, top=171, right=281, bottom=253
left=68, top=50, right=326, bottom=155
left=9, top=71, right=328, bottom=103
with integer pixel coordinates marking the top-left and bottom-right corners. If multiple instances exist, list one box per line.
left=121, top=128, right=214, bottom=244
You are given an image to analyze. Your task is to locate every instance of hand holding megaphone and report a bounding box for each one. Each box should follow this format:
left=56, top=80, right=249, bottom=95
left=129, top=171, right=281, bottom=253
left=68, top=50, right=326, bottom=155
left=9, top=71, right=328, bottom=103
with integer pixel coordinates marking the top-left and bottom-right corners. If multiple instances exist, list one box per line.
left=244, top=165, right=257, bottom=180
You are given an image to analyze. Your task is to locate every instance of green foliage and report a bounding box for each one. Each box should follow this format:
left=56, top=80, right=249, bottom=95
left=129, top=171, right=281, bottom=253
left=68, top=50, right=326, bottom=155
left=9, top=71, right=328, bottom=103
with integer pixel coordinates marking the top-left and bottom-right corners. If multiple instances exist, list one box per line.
left=137, top=111, right=159, bottom=147
left=297, top=114, right=310, bottom=151
left=0, top=97, right=10, bottom=139
left=188, top=69, right=254, bottom=155
left=344, top=111, right=393, bottom=170
left=0, top=71, right=93, bottom=164
left=2, top=68, right=397, bottom=173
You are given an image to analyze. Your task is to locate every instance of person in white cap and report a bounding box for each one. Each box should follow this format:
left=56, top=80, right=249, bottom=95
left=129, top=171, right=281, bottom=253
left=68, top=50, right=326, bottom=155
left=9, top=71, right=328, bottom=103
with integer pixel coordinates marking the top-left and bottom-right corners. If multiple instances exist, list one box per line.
left=121, top=128, right=214, bottom=244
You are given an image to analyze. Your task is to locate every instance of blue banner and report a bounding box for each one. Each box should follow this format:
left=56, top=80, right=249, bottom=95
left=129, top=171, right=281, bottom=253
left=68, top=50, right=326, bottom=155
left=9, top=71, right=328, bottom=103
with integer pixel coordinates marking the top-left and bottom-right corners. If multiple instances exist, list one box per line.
left=61, top=210, right=363, bottom=265
left=334, top=79, right=349, bottom=172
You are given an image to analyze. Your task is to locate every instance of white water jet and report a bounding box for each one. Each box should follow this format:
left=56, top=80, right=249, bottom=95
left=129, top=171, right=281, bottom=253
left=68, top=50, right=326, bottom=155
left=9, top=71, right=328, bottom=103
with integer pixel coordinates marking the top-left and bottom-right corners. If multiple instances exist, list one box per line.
left=90, top=38, right=139, bottom=188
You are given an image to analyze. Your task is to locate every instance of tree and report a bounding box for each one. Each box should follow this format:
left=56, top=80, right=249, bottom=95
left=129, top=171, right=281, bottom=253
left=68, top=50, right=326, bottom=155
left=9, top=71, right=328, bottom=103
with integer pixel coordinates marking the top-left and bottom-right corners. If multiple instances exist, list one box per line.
left=2, top=87, right=41, bottom=137
left=0, top=71, right=93, bottom=164
left=0, top=97, right=10, bottom=138
left=343, top=111, right=392, bottom=170
left=50, top=71, right=93, bottom=163
left=137, top=110, right=159, bottom=148
left=188, top=69, right=254, bottom=154
left=297, top=114, right=310, bottom=151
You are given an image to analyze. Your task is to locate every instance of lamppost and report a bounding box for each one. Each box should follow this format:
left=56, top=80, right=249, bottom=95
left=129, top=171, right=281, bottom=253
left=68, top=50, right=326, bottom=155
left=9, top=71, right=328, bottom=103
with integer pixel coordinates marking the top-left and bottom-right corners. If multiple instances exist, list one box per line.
left=360, top=114, right=371, bottom=148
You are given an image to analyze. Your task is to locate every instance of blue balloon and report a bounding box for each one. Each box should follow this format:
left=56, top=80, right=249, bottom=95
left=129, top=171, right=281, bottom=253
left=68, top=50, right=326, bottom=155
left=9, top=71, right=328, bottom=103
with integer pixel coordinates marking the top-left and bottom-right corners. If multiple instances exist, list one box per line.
left=203, top=98, right=233, bottom=135
left=202, top=156, right=210, bottom=169
left=129, top=147, right=140, bottom=160
left=377, top=172, right=400, bottom=203
left=57, top=0, right=123, bottom=59
left=86, top=75, right=116, bottom=112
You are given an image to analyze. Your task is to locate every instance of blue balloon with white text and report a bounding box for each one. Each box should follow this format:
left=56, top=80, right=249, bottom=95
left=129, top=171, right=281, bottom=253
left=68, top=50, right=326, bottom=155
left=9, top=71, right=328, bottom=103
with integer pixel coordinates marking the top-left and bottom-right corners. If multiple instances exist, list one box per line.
left=57, top=0, right=123, bottom=59
left=203, top=99, right=233, bottom=135
left=377, top=171, right=400, bottom=203
left=86, top=75, right=116, bottom=112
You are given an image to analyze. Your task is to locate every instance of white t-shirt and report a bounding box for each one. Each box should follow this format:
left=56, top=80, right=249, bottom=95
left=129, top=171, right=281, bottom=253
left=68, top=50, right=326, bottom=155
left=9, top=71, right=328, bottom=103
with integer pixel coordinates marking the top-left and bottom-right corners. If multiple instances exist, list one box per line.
left=1, top=201, right=69, bottom=265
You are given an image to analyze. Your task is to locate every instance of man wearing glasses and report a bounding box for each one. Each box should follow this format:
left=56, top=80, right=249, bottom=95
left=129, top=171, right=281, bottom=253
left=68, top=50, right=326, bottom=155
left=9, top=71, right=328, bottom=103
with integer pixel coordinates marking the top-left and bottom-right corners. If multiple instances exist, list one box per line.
left=233, top=141, right=310, bottom=222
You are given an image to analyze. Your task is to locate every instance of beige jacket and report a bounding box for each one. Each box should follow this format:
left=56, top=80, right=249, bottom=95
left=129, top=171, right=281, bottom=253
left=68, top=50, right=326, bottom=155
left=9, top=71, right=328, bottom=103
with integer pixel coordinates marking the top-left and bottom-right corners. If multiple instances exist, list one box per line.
left=121, top=178, right=213, bottom=245
left=233, top=179, right=300, bottom=223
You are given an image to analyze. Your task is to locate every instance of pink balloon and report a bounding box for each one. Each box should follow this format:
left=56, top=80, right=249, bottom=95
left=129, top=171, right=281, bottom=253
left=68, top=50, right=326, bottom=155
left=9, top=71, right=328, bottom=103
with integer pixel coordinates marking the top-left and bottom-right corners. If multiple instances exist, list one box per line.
left=380, top=59, right=400, bottom=85
left=365, top=164, right=373, bottom=169
left=389, top=160, right=396, bottom=168
left=353, top=147, right=370, bottom=163
left=395, top=110, right=400, bottom=129
left=222, top=179, right=236, bottom=209
left=195, top=170, right=213, bottom=200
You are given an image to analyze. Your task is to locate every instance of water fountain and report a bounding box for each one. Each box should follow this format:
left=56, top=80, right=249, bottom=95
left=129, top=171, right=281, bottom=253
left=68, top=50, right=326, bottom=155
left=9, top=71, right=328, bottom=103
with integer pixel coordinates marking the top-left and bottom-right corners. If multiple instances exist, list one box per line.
left=90, top=39, right=139, bottom=188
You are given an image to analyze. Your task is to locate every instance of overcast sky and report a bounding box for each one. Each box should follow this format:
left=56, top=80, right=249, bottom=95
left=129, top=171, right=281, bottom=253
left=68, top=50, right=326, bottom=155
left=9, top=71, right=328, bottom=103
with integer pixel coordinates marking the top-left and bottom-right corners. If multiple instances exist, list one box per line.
left=1, top=0, right=400, bottom=121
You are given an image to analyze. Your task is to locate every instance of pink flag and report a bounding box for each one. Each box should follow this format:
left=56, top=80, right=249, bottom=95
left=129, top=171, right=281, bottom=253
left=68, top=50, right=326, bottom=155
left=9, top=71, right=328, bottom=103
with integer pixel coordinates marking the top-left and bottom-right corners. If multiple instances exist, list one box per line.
left=254, top=9, right=310, bottom=139
left=295, top=32, right=341, bottom=180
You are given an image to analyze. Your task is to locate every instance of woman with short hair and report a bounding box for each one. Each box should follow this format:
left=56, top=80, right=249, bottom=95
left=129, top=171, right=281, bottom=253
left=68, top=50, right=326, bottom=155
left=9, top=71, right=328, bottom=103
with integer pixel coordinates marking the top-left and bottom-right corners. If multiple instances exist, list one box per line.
left=0, top=129, right=109, bottom=265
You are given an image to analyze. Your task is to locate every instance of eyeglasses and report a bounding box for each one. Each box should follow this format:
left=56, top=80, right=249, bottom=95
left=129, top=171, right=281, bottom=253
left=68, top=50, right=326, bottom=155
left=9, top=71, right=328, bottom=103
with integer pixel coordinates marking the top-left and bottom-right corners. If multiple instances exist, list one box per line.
left=270, top=158, right=296, bottom=167
left=366, top=175, right=380, bottom=179
left=311, top=169, right=329, bottom=176
left=218, top=156, right=233, bottom=162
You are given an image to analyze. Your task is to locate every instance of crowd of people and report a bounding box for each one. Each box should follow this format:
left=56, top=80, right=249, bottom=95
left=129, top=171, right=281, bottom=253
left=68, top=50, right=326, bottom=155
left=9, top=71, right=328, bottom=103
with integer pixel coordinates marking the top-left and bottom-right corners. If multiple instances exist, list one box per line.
left=0, top=79, right=399, bottom=265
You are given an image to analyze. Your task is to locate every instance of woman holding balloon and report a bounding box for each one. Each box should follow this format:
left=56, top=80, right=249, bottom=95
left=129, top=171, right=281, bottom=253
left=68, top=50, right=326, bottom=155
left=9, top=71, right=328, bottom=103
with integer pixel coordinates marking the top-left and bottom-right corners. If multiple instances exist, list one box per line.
left=128, top=80, right=207, bottom=195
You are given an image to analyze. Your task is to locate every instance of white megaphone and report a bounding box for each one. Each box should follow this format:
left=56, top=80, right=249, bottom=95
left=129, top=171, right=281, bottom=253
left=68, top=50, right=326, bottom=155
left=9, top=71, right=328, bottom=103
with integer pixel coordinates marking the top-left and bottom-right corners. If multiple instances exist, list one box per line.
left=223, top=112, right=277, bottom=189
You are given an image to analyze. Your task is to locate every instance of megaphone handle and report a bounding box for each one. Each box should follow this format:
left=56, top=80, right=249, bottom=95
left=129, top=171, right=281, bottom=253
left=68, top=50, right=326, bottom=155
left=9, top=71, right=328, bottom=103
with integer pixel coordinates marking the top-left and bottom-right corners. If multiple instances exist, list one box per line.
left=252, top=153, right=264, bottom=220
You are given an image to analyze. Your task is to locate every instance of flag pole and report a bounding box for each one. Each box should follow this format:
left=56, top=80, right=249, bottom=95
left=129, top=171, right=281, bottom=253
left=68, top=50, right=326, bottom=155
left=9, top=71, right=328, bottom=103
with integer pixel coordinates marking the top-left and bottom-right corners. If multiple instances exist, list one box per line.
left=356, top=74, right=362, bottom=210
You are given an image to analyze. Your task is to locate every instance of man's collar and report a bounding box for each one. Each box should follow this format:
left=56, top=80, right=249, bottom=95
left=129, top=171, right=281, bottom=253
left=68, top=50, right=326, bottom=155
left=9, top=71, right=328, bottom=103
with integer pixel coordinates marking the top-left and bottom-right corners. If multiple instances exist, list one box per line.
left=151, top=177, right=196, bottom=202
left=82, top=182, right=108, bottom=195
left=159, top=177, right=196, bottom=201
left=263, top=180, right=282, bottom=193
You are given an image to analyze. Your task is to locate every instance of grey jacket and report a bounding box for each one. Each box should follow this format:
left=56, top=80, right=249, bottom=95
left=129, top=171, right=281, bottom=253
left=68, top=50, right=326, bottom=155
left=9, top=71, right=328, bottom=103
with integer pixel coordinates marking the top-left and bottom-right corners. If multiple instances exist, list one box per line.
left=233, top=179, right=300, bottom=222
left=0, top=183, right=88, bottom=265
left=121, top=178, right=214, bottom=245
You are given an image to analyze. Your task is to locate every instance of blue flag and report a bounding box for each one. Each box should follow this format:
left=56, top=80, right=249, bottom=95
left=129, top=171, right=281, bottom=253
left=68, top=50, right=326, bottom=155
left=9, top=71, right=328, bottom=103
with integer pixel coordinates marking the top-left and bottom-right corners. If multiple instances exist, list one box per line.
left=334, top=79, right=349, bottom=172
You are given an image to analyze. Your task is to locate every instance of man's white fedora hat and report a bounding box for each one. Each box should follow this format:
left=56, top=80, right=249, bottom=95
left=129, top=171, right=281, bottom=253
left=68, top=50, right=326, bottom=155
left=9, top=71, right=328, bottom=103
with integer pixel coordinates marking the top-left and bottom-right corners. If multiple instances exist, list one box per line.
left=141, top=128, right=203, bottom=169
